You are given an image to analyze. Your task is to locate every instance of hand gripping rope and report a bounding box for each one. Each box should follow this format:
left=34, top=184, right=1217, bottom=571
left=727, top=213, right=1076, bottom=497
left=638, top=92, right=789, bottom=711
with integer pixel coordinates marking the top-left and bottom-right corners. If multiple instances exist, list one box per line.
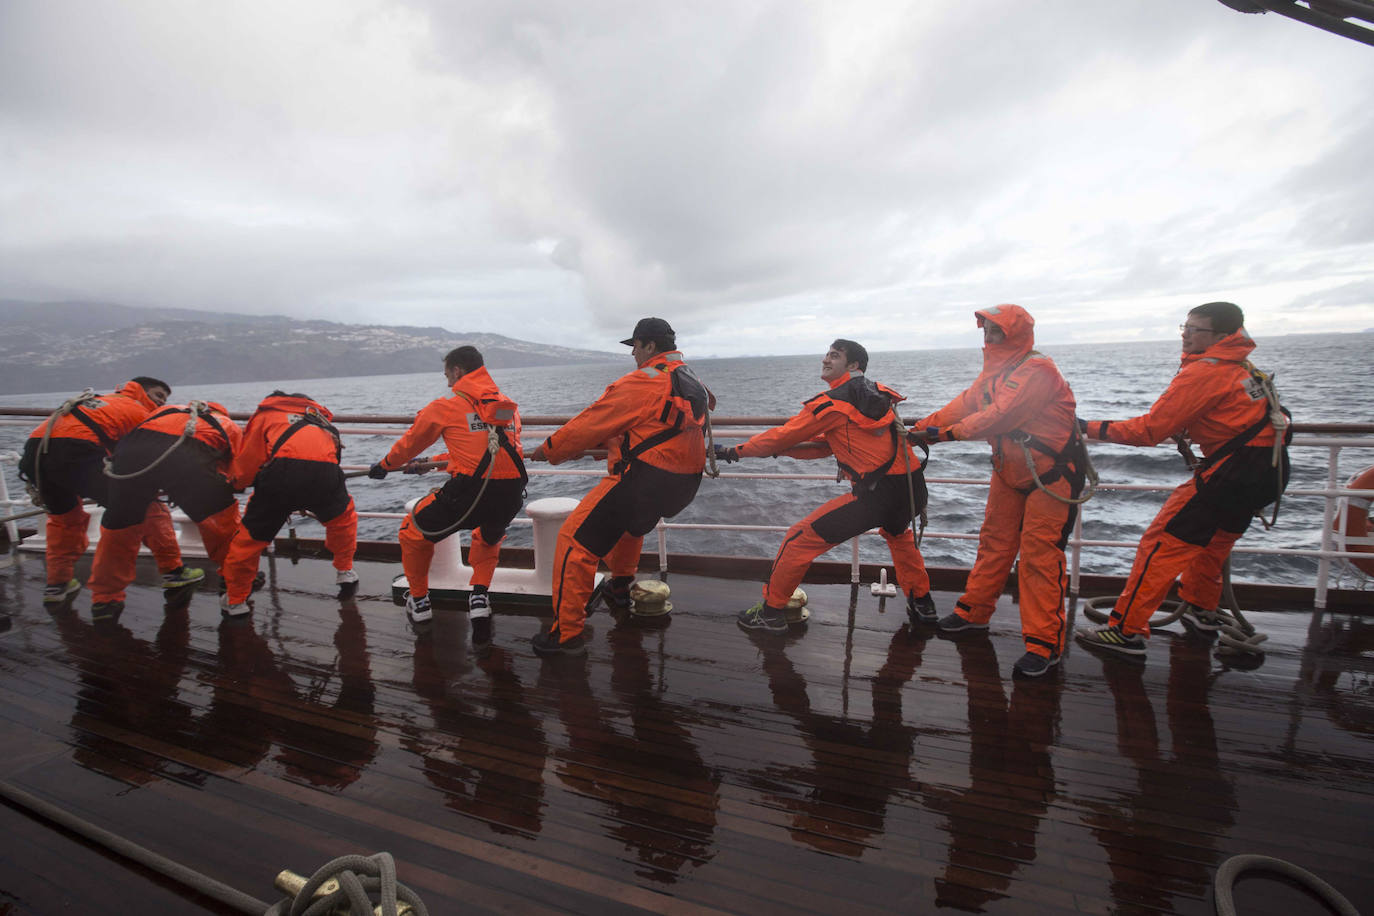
left=102, top=400, right=211, bottom=480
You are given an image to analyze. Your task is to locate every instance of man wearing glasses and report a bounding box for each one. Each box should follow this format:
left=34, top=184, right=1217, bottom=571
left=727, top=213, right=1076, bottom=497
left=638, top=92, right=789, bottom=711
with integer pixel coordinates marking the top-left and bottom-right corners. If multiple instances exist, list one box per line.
left=1075, top=302, right=1291, bottom=659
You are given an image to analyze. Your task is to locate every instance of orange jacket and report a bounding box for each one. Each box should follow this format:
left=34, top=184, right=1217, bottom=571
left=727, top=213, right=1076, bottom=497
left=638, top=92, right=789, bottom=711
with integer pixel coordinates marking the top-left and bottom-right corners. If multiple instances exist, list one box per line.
left=380, top=366, right=525, bottom=479
left=739, top=372, right=920, bottom=483
left=27, top=380, right=164, bottom=452
left=231, top=394, right=343, bottom=489
left=917, top=304, right=1078, bottom=489
left=1084, top=329, right=1279, bottom=455
left=139, top=402, right=242, bottom=465
left=543, top=351, right=707, bottom=476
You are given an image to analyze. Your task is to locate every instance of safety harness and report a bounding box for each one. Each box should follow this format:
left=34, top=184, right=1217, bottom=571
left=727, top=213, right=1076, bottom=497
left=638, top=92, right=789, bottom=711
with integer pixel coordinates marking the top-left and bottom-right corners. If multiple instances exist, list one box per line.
left=103, top=401, right=230, bottom=480
left=265, top=407, right=344, bottom=465
left=611, top=361, right=711, bottom=477
left=18, top=389, right=110, bottom=508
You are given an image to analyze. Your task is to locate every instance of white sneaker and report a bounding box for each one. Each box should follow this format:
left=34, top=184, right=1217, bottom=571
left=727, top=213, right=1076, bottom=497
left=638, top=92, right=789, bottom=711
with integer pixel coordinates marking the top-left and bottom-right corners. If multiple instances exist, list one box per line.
left=468, top=591, right=491, bottom=617
left=405, top=590, right=432, bottom=623
left=219, top=593, right=251, bottom=617
left=336, top=569, right=359, bottom=586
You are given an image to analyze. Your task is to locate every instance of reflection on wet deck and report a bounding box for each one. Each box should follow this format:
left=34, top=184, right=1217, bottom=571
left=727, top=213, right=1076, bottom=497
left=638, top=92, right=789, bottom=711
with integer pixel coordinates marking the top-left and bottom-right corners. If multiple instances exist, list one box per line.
left=0, top=552, right=1370, bottom=914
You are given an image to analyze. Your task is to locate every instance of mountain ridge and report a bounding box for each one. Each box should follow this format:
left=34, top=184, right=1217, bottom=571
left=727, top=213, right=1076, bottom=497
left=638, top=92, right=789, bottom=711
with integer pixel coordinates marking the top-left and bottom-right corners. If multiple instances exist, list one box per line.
left=0, top=300, right=618, bottom=395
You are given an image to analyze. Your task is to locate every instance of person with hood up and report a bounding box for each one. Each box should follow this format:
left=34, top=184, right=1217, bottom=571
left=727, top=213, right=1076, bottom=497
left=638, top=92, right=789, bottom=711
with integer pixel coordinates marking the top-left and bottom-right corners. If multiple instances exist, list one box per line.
left=18, top=377, right=202, bottom=605
left=87, top=399, right=243, bottom=618
left=368, top=346, right=526, bottom=645
left=717, top=339, right=934, bottom=634
left=219, top=391, right=359, bottom=616
left=912, top=305, right=1086, bottom=678
left=528, top=318, right=710, bottom=657
left=1075, top=301, right=1290, bottom=659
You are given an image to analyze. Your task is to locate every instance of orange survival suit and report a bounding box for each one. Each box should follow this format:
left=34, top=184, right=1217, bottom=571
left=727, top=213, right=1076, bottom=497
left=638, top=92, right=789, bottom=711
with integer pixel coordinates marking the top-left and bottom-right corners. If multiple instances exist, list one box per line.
left=916, top=305, right=1084, bottom=661
left=737, top=371, right=931, bottom=611
left=540, top=350, right=709, bottom=646
left=376, top=365, right=527, bottom=600
left=89, top=401, right=243, bottom=605
left=220, top=393, right=358, bottom=605
left=18, top=381, right=184, bottom=591
left=1085, top=329, right=1290, bottom=636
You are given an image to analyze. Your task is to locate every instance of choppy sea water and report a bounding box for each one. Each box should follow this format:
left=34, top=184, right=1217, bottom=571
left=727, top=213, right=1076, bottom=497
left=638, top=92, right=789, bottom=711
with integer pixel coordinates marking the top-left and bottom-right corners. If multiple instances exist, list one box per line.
left=3, top=332, right=1370, bottom=586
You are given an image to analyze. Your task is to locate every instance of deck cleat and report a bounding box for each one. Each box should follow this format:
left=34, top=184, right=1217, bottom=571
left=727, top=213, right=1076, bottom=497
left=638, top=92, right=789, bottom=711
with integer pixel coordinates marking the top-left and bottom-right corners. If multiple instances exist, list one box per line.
left=628, top=579, right=672, bottom=617
left=783, top=588, right=809, bottom=624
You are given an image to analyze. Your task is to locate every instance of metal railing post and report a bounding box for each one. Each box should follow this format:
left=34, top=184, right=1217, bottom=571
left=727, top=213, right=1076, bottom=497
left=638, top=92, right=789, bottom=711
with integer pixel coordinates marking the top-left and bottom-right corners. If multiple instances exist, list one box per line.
left=1315, top=444, right=1341, bottom=609
left=0, top=453, right=19, bottom=545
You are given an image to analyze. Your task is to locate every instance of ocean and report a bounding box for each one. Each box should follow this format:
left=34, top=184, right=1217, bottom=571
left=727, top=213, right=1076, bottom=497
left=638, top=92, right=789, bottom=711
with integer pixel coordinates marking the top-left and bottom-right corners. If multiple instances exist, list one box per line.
left=3, top=331, right=1371, bottom=586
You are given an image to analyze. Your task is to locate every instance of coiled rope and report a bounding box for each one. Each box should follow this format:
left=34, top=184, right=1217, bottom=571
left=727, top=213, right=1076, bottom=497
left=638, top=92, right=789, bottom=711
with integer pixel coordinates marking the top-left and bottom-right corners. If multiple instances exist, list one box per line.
left=26, top=388, right=103, bottom=507
left=1213, top=854, right=1359, bottom=916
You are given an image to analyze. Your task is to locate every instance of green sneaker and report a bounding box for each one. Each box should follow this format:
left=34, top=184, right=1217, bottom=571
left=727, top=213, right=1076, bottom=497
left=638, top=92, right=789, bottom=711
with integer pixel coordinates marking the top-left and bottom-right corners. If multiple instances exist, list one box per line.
left=43, top=579, right=82, bottom=605
left=161, top=566, right=205, bottom=589
left=1075, top=624, right=1147, bottom=657
left=736, top=601, right=787, bottom=633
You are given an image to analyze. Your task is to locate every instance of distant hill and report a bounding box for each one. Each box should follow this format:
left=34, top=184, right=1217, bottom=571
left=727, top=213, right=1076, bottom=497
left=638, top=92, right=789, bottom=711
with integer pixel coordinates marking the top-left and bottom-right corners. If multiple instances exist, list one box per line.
left=0, top=300, right=618, bottom=394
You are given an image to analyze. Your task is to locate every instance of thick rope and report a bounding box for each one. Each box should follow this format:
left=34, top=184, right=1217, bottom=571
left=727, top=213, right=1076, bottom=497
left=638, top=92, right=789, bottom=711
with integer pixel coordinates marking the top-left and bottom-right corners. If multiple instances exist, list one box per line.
left=1213, top=854, right=1359, bottom=916
left=703, top=408, right=719, bottom=479
left=265, top=852, right=429, bottom=916
left=27, top=389, right=102, bottom=507
left=1014, top=430, right=1098, bottom=505
left=408, top=427, right=498, bottom=540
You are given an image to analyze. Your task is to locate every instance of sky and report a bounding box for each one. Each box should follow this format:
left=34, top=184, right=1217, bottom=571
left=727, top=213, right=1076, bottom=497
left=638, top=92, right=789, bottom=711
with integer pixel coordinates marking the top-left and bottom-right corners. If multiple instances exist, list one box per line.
left=1, top=1, right=1371, bottom=357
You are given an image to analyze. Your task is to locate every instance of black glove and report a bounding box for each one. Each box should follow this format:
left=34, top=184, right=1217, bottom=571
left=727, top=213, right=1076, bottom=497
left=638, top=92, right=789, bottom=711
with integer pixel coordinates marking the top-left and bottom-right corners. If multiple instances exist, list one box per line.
left=367, top=462, right=389, bottom=480
left=1076, top=417, right=1088, bottom=434
left=907, top=426, right=942, bottom=445
left=712, top=444, right=740, bottom=463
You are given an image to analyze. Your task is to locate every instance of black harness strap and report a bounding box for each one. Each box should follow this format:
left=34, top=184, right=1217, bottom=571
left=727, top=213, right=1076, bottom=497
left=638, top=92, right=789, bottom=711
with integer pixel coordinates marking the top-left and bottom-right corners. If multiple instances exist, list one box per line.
left=267, top=412, right=343, bottom=463
left=148, top=406, right=233, bottom=456
left=68, top=406, right=119, bottom=454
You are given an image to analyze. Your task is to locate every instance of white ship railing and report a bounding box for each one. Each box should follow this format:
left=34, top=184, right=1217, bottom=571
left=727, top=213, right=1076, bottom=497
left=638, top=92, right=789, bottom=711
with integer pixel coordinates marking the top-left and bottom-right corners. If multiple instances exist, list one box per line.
left=3, top=416, right=1372, bottom=607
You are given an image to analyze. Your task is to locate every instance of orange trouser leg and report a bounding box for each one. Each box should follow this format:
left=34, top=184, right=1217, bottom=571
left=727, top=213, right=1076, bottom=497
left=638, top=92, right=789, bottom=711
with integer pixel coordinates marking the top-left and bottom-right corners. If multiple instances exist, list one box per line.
left=763, top=496, right=852, bottom=608
left=221, top=527, right=272, bottom=604
left=1177, top=527, right=1242, bottom=611
left=398, top=494, right=438, bottom=598
left=880, top=527, right=931, bottom=598
left=957, top=475, right=1026, bottom=623
left=89, top=524, right=144, bottom=603
left=322, top=497, right=358, bottom=571
left=140, top=501, right=184, bottom=574
left=468, top=528, right=504, bottom=588
left=550, top=478, right=619, bottom=641
left=1015, top=481, right=1076, bottom=657
left=1111, top=482, right=1206, bottom=637
left=604, top=534, right=643, bottom=579
left=196, top=503, right=241, bottom=570
left=45, top=505, right=90, bottom=585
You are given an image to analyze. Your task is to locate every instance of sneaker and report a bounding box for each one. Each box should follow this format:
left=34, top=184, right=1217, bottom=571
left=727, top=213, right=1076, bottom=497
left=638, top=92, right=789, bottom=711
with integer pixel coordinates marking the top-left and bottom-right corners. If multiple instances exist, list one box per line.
left=531, top=628, right=587, bottom=657
left=468, top=591, right=491, bottom=615
left=43, top=579, right=82, bottom=605
left=736, top=601, right=787, bottom=633
left=219, top=593, right=251, bottom=617
left=1075, top=624, right=1147, bottom=657
left=587, top=577, right=632, bottom=614
left=1179, top=602, right=1226, bottom=632
left=1013, top=650, right=1061, bottom=678
left=907, top=592, right=938, bottom=626
left=161, top=566, right=205, bottom=590
left=90, top=599, right=124, bottom=621
left=936, top=611, right=988, bottom=633
left=336, top=568, right=359, bottom=597
left=405, top=591, right=432, bottom=624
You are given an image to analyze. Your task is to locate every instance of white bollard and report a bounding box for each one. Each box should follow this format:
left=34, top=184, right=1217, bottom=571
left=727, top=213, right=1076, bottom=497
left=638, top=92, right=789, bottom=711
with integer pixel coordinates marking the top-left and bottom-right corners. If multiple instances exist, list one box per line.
left=390, top=495, right=582, bottom=604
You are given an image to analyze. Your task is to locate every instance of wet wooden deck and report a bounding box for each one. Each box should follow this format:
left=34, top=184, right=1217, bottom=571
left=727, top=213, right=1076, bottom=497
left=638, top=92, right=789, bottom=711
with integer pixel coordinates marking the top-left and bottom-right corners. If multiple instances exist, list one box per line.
left=0, top=550, right=1371, bottom=915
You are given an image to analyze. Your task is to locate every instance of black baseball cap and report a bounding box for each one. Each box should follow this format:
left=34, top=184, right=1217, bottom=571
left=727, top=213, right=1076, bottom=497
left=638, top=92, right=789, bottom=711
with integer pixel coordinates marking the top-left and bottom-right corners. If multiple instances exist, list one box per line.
left=621, top=317, right=675, bottom=346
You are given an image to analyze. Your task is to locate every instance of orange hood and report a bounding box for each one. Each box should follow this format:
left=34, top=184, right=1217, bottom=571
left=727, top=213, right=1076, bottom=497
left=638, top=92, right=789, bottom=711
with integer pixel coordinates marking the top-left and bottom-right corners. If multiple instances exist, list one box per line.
left=975, top=304, right=1036, bottom=374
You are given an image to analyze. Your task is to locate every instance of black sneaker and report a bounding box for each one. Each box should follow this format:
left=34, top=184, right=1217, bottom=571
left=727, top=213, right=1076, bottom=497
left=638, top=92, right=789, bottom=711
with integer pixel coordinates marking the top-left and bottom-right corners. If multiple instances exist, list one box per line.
left=1012, top=650, right=1060, bottom=678
left=936, top=611, right=988, bottom=633
left=90, top=600, right=125, bottom=622
left=587, top=577, right=632, bottom=614
left=907, top=592, right=938, bottom=626
left=531, top=628, right=587, bottom=657
left=736, top=601, right=787, bottom=633
left=1179, top=602, right=1227, bottom=632
left=1075, top=624, right=1147, bottom=657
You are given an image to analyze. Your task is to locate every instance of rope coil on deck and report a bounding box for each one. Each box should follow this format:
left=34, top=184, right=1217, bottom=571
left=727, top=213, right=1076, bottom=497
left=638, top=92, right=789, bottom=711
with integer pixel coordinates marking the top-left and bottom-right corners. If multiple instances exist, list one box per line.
left=1213, top=854, right=1360, bottom=916
left=266, top=852, right=429, bottom=916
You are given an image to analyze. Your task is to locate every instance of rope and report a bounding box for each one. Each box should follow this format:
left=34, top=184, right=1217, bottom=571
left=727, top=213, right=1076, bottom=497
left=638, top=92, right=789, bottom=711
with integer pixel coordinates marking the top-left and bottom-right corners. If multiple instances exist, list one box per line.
left=1014, top=430, right=1098, bottom=505
left=103, top=400, right=209, bottom=481
left=704, top=408, right=720, bottom=479
left=1213, top=854, right=1359, bottom=916
left=894, top=416, right=927, bottom=550
left=265, top=853, right=429, bottom=916
left=407, top=427, right=497, bottom=539
left=27, top=388, right=102, bottom=507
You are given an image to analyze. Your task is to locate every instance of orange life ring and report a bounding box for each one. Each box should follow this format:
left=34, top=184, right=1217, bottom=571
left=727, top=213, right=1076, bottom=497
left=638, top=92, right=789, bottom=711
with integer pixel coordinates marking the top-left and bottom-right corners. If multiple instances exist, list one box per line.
left=1336, top=466, right=1374, bottom=576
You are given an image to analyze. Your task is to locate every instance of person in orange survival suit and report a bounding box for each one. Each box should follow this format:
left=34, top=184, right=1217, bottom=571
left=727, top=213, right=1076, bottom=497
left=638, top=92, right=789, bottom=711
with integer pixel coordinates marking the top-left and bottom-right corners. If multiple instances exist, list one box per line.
left=912, top=304, right=1086, bottom=678
left=219, top=390, right=359, bottom=616
left=367, top=345, right=527, bottom=645
left=1075, top=302, right=1291, bottom=659
left=87, top=400, right=243, bottom=619
left=17, top=378, right=203, bottom=605
left=716, top=339, right=934, bottom=634
left=528, top=317, right=710, bottom=657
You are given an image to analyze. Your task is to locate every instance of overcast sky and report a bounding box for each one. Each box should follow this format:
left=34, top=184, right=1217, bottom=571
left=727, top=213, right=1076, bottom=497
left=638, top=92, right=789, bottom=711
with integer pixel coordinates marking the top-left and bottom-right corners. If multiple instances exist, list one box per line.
left=2, top=1, right=1370, bottom=356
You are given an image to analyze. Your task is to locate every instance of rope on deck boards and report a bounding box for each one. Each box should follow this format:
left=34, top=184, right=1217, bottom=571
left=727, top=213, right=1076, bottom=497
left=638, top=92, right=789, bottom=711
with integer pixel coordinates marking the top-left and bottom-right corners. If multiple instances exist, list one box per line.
left=1213, top=854, right=1360, bottom=916
left=0, top=777, right=429, bottom=915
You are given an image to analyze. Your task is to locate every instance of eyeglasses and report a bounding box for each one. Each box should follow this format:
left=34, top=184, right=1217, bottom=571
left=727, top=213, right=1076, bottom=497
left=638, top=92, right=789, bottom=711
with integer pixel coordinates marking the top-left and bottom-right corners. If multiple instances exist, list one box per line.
left=1179, top=324, right=1216, bottom=335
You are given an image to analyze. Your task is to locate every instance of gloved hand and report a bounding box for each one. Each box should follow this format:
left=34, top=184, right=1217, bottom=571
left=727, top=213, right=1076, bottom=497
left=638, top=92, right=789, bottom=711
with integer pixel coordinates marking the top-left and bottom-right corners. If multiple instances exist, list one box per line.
left=907, top=426, right=945, bottom=445
left=1077, top=417, right=1088, bottom=434
left=367, top=462, right=388, bottom=480
left=402, top=459, right=431, bottom=475
left=712, top=444, right=740, bottom=463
